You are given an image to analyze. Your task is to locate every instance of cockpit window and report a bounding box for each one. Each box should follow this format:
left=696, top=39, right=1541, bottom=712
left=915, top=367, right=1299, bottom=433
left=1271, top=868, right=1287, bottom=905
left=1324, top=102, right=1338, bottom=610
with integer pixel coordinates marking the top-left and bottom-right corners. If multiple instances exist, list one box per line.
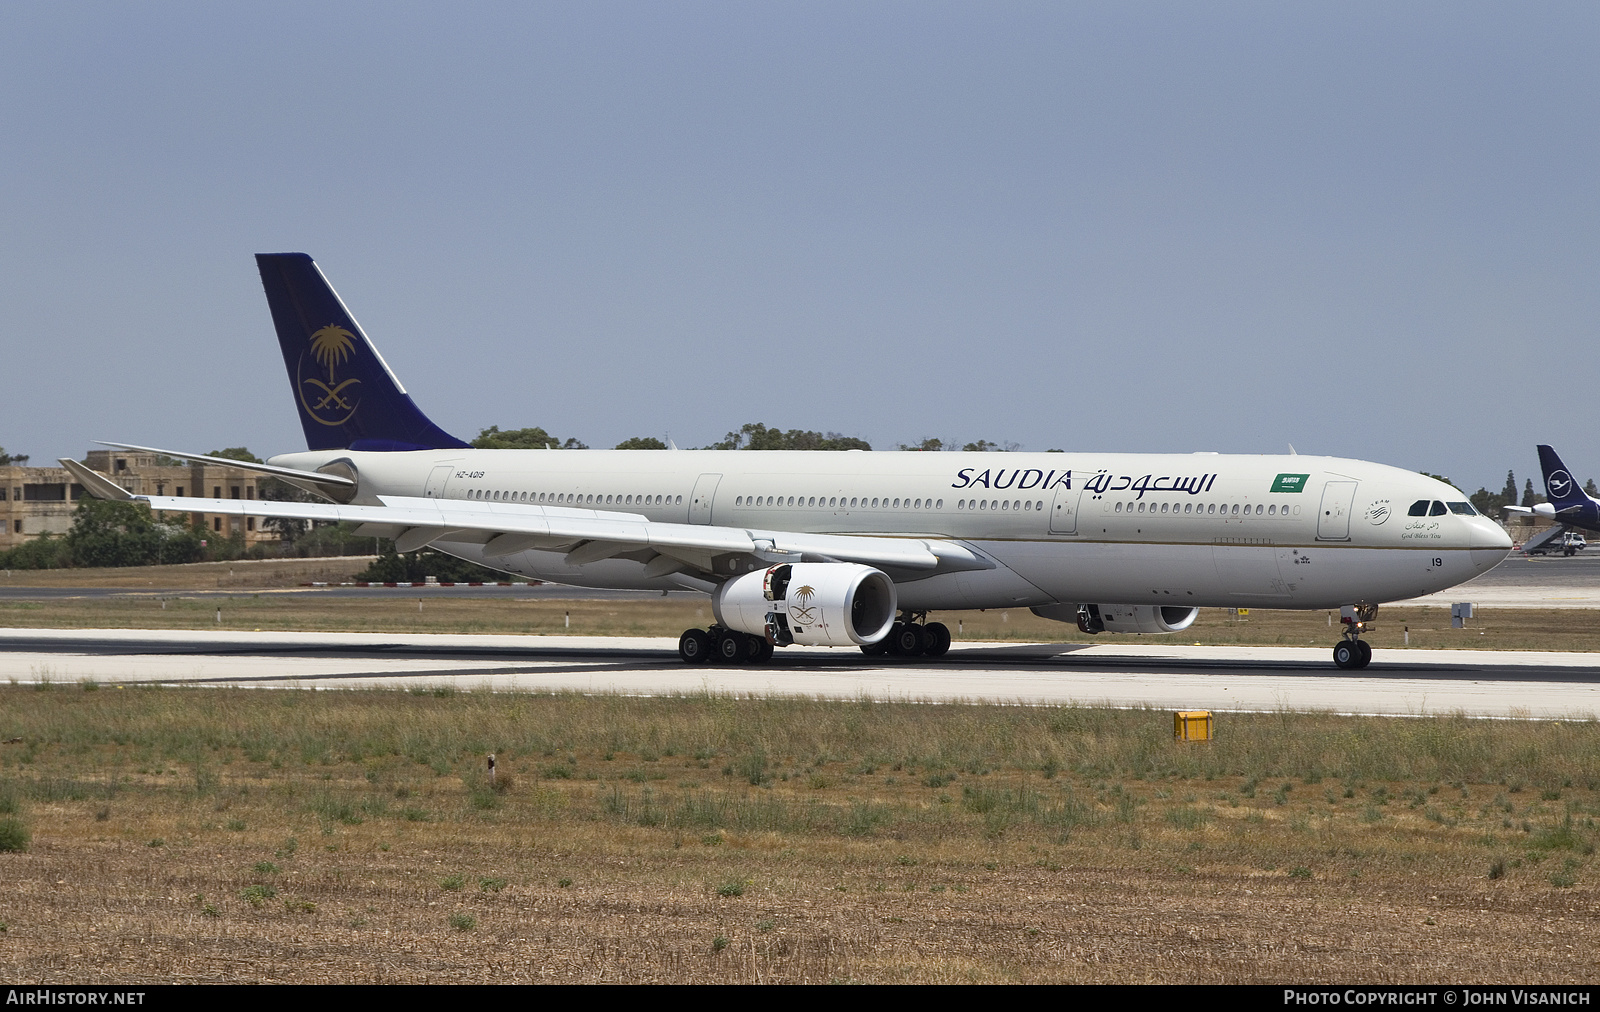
left=1447, top=501, right=1477, bottom=516
left=1429, top=500, right=1448, bottom=516
left=1408, top=500, right=1430, bottom=517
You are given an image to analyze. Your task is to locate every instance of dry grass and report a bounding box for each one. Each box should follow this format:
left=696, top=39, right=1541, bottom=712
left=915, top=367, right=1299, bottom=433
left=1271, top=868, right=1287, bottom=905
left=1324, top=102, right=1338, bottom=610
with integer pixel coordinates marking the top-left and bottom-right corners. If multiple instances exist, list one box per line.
left=2, top=686, right=1599, bottom=982
left=0, top=556, right=377, bottom=590
left=2, top=591, right=1599, bottom=652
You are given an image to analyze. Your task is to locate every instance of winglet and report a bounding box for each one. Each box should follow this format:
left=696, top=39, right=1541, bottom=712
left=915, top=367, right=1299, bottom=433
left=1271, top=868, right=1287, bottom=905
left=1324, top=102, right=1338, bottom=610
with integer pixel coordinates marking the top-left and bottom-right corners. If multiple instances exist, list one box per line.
left=58, top=459, right=136, bottom=501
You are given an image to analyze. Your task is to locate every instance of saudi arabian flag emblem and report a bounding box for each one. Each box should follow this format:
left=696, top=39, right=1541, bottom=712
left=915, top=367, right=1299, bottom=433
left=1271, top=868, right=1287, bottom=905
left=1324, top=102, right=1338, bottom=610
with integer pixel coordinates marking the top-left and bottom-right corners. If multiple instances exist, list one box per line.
left=1270, top=473, right=1310, bottom=493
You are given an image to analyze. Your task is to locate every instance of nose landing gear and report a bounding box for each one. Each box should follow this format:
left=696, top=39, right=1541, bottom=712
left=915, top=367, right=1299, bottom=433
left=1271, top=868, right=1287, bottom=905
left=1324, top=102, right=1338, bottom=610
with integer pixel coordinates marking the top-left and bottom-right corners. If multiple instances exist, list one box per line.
left=1333, top=603, right=1376, bottom=669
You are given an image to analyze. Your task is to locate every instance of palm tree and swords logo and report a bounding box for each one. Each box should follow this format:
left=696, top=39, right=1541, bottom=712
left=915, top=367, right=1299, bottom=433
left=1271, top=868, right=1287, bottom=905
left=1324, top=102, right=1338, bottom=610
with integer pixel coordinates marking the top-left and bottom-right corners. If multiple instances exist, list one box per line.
left=788, top=584, right=819, bottom=626
left=297, top=324, right=362, bottom=426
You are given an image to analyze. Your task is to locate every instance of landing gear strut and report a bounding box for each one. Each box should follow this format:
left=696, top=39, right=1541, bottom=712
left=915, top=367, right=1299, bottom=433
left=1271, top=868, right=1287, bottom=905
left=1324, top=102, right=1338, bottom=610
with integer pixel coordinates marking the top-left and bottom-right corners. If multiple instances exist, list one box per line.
left=1333, top=603, right=1376, bottom=670
left=860, top=612, right=951, bottom=658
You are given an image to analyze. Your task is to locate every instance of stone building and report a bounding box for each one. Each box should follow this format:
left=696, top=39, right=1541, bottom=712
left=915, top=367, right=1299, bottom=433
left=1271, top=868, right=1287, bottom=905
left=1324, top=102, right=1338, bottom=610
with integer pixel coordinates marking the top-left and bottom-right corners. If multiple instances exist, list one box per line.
left=0, top=449, right=277, bottom=550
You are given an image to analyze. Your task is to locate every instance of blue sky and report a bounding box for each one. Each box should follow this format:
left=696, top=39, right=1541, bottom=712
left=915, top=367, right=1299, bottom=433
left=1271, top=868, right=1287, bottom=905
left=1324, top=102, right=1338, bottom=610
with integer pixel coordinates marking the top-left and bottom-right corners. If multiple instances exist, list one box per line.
left=1, top=2, right=1595, bottom=494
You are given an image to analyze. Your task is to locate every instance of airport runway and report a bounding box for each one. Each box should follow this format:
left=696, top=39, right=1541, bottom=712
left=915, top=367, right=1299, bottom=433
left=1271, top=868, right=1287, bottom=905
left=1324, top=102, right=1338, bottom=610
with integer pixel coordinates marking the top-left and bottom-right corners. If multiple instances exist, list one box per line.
left=5, top=627, right=1600, bottom=719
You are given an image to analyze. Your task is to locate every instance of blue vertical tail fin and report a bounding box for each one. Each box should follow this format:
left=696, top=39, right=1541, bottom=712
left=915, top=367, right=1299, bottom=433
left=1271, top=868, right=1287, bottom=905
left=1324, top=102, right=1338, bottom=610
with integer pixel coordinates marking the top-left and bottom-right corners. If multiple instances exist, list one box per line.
left=1536, top=444, right=1588, bottom=509
left=256, top=253, right=470, bottom=452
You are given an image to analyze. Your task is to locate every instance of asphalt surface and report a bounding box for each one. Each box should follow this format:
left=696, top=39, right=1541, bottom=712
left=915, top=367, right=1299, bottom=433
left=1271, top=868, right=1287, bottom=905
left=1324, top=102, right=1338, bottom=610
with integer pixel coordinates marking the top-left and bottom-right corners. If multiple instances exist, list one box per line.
left=2, top=552, right=1597, bottom=718
left=4, top=628, right=1599, bottom=718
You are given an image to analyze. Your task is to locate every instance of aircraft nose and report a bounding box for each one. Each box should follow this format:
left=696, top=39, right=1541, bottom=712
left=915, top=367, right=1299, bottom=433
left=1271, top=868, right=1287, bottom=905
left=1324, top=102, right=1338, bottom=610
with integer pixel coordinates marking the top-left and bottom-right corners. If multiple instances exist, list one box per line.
left=1469, top=518, right=1512, bottom=572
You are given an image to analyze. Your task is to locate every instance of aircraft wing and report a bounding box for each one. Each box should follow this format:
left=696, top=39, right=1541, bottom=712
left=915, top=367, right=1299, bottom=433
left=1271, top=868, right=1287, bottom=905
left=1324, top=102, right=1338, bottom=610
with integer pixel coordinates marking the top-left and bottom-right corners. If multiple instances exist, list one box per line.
left=61, top=459, right=989, bottom=577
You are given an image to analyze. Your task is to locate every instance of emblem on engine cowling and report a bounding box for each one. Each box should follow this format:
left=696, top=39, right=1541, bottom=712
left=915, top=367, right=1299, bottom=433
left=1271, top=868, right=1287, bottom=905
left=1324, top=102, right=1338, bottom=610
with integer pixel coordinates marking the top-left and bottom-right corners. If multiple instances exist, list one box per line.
left=789, top=584, right=818, bottom=625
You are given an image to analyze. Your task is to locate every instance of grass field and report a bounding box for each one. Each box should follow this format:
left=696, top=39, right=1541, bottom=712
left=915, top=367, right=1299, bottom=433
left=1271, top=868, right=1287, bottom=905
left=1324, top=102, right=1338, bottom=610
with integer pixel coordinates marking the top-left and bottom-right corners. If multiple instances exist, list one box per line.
left=2, top=589, right=1599, bottom=653
left=2, top=686, right=1599, bottom=983
left=0, top=556, right=379, bottom=591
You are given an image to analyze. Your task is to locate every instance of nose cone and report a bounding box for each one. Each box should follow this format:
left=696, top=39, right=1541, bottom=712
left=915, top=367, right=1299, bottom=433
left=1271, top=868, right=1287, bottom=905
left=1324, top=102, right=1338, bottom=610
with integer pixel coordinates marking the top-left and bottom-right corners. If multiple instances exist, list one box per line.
left=1470, top=519, right=1513, bottom=572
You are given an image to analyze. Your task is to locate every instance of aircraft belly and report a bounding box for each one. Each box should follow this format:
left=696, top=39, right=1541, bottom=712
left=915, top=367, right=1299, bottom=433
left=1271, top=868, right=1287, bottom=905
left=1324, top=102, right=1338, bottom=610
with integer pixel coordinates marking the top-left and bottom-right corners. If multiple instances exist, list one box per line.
left=894, top=566, right=1052, bottom=612
left=1247, top=546, right=1482, bottom=609
left=1212, top=544, right=1292, bottom=601
left=982, top=540, right=1483, bottom=610
left=990, top=541, right=1219, bottom=607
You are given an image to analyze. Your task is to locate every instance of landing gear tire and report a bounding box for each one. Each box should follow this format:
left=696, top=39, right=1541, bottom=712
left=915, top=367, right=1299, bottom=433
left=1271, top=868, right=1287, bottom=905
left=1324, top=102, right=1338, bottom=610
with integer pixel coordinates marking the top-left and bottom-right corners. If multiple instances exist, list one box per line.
left=713, top=630, right=745, bottom=664
left=891, top=622, right=925, bottom=657
left=739, top=633, right=768, bottom=663
left=679, top=628, right=712, bottom=665
left=924, top=622, right=952, bottom=657
left=859, top=638, right=889, bottom=656
left=1356, top=640, right=1372, bottom=668
left=1333, top=641, right=1358, bottom=669
left=754, top=637, right=775, bottom=663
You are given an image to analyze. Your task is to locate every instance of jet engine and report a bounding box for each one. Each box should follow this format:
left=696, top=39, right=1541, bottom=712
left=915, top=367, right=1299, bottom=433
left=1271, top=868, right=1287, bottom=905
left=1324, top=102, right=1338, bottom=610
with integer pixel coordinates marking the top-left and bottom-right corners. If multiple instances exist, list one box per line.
left=1031, top=603, right=1200, bottom=635
left=712, top=563, right=897, bottom=647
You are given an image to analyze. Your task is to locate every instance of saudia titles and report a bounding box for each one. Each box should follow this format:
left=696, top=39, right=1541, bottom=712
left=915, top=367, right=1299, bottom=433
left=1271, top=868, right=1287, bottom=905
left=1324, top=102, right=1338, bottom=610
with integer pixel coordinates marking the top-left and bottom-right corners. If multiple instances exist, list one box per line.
left=297, top=324, right=362, bottom=426
left=950, top=467, right=1221, bottom=500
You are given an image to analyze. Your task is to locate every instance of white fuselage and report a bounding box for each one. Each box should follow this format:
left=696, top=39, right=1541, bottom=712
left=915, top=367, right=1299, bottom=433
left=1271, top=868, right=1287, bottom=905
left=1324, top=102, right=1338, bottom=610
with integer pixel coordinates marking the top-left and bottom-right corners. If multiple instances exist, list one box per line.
left=270, top=447, right=1512, bottom=612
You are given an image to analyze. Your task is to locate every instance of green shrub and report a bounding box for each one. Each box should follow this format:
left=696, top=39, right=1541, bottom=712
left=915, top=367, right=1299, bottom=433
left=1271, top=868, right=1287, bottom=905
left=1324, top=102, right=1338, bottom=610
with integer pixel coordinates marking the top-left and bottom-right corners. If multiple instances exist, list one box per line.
left=0, top=818, right=30, bottom=852
left=239, top=884, right=276, bottom=907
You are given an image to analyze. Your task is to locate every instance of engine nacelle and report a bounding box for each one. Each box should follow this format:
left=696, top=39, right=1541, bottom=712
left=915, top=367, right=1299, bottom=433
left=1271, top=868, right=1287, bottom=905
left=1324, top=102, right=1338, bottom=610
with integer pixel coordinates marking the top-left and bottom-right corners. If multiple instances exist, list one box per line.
left=712, top=563, right=897, bottom=647
left=1032, top=603, right=1199, bottom=635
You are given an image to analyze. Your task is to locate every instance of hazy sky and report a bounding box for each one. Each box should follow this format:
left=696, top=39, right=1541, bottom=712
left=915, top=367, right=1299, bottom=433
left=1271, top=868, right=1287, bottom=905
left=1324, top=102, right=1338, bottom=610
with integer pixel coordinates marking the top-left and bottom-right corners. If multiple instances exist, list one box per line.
left=2, top=2, right=1595, bottom=494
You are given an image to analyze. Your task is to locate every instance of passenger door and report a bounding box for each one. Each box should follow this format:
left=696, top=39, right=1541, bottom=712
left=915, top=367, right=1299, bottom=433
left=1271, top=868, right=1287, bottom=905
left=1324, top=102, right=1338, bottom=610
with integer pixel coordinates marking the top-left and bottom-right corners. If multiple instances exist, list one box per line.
left=690, top=473, right=722, bottom=525
left=424, top=464, right=454, bottom=498
left=1048, top=484, right=1081, bottom=534
left=1316, top=481, right=1358, bottom=541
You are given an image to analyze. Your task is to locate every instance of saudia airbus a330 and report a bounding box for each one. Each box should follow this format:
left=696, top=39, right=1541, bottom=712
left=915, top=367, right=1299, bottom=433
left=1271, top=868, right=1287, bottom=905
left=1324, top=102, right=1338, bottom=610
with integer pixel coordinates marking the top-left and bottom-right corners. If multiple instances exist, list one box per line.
left=62, top=253, right=1512, bottom=669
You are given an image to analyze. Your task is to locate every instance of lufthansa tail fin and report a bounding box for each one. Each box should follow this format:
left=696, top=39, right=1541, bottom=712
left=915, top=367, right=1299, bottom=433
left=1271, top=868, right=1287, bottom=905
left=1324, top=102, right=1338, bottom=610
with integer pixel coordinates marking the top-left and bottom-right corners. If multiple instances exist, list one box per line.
left=256, top=253, right=470, bottom=452
left=1536, top=444, right=1589, bottom=510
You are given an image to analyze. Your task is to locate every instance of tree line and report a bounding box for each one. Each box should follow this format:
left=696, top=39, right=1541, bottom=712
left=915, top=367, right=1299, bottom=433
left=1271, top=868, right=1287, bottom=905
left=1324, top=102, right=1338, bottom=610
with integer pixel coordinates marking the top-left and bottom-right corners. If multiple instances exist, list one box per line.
left=470, top=424, right=1043, bottom=452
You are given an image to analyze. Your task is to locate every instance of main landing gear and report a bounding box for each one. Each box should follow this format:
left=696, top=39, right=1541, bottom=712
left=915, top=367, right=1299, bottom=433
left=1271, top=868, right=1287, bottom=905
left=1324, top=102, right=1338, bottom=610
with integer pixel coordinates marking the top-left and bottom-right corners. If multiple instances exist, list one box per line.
left=678, top=627, right=774, bottom=665
left=1333, top=602, right=1376, bottom=670
left=858, top=613, right=951, bottom=659
left=676, top=613, right=953, bottom=665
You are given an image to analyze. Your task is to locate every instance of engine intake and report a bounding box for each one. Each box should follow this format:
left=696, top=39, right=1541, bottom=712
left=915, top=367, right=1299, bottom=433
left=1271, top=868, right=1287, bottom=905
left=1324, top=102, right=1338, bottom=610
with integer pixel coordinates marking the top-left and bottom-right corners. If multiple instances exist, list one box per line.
left=713, top=563, right=897, bottom=647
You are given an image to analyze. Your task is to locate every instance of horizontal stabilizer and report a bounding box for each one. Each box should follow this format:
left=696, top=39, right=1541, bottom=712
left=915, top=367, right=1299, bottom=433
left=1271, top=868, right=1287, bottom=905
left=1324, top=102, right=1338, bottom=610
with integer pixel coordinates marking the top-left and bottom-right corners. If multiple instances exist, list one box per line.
left=57, top=459, right=136, bottom=501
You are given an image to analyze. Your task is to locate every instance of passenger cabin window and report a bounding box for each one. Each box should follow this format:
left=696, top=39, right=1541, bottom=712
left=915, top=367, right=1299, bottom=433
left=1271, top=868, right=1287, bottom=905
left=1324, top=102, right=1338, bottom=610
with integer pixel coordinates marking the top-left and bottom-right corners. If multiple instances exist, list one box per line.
left=1408, top=500, right=1430, bottom=516
left=1447, top=502, right=1477, bottom=516
left=1429, top=500, right=1447, bottom=516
